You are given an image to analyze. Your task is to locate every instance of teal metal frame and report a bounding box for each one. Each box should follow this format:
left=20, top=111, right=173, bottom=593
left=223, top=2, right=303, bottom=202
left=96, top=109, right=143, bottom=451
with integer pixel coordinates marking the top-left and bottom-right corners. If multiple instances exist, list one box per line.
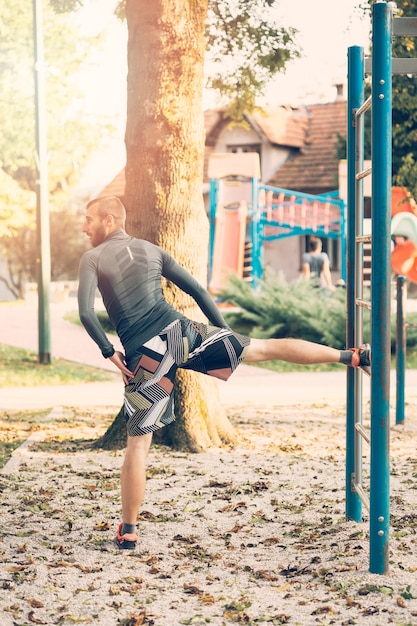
left=396, top=275, right=406, bottom=425
left=370, top=0, right=392, bottom=575
left=346, top=2, right=392, bottom=575
left=346, top=45, right=364, bottom=526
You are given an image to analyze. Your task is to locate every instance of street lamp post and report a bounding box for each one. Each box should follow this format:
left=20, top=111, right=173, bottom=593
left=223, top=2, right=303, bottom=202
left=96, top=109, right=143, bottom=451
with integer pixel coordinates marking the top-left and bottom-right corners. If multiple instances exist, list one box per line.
left=33, top=0, right=51, bottom=364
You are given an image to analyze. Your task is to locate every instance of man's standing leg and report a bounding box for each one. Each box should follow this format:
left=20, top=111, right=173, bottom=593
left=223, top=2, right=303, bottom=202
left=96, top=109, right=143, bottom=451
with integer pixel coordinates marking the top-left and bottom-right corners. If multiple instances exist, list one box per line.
left=116, top=432, right=153, bottom=549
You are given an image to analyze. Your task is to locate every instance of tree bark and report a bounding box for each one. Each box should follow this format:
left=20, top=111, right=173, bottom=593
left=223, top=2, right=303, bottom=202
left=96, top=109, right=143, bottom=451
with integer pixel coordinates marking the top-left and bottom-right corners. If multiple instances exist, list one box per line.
left=95, top=407, right=127, bottom=450
left=122, top=0, right=238, bottom=451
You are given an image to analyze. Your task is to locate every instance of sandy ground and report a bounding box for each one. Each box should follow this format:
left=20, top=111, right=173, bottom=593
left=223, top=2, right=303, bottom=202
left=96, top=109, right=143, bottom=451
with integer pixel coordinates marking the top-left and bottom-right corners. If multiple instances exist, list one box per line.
left=1, top=398, right=417, bottom=626
left=1, top=299, right=417, bottom=624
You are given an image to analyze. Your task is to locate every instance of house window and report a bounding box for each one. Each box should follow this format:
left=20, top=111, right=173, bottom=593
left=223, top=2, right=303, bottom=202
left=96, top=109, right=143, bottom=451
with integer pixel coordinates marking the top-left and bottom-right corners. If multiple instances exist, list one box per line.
left=325, top=238, right=340, bottom=271
left=227, top=144, right=261, bottom=156
left=225, top=145, right=262, bottom=179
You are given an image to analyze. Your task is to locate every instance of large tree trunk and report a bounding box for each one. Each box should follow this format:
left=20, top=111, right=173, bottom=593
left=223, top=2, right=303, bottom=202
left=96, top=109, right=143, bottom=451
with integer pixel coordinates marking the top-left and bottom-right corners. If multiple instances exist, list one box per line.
left=123, top=0, right=238, bottom=451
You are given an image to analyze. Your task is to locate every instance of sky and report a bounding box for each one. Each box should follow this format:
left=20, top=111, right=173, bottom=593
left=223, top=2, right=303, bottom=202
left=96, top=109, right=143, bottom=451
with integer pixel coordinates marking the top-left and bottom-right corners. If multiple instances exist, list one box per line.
left=74, top=0, right=127, bottom=195
left=80, top=0, right=372, bottom=114
left=259, top=0, right=371, bottom=106
left=76, top=0, right=372, bottom=194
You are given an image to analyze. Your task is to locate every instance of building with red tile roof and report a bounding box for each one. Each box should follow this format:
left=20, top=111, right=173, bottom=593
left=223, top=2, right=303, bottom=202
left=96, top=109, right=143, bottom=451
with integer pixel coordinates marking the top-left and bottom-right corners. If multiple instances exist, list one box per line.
left=99, top=85, right=346, bottom=282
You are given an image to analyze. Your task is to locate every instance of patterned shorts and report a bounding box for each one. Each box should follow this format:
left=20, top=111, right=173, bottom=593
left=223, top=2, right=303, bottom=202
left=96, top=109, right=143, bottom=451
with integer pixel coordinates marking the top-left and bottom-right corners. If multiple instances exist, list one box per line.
left=123, top=319, right=250, bottom=437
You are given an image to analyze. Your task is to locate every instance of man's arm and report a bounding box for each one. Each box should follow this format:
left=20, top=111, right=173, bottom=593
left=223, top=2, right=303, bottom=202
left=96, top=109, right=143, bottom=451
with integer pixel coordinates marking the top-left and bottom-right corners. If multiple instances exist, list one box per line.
left=162, top=254, right=229, bottom=328
left=320, top=254, right=335, bottom=290
left=301, top=253, right=310, bottom=279
left=301, top=262, right=311, bottom=279
left=78, top=253, right=116, bottom=357
left=78, top=253, right=135, bottom=381
left=108, top=351, right=134, bottom=382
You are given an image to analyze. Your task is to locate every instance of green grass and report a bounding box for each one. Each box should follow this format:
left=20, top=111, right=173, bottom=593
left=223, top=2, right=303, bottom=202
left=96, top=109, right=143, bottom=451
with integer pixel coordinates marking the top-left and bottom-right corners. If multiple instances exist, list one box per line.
left=64, top=309, right=115, bottom=333
left=65, top=307, right=417, bottom=373
left=0, top=343, right=118, bottom=388
left=0, top=408, right=51, bottom=468
left=6, top=300, right=417, bottom=389
left=0, top=440, right=23, bottom=468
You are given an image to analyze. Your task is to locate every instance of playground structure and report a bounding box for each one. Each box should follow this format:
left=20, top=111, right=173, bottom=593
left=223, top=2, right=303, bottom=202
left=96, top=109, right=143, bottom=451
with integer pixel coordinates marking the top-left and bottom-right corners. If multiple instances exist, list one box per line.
left=391, top=188, right=417, bottom=283
left=207, top=152, right=346, bottom=294
left=207, top=2, right=416, bottom=576
left=207, top=157, right=417, bottom=298
left=347, top=2, right=417, bottom=575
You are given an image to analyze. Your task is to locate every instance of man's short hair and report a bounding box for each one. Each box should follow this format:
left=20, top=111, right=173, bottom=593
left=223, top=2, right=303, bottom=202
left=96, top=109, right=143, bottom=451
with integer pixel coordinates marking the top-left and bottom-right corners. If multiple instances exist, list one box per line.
left=308, top=236, right=322, bottom=252
left=87, top=196, right=126, bottom=225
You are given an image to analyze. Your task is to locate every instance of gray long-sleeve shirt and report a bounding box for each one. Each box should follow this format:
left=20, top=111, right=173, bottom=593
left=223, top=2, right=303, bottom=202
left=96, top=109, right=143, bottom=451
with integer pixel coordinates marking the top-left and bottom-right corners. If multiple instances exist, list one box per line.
left=78, top=230, right=228, bottom=359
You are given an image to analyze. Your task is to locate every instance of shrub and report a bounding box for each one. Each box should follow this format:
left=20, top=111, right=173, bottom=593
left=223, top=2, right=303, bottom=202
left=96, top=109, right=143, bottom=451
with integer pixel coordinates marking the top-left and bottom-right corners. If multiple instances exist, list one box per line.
left=219, top=273, right=373, bottom=350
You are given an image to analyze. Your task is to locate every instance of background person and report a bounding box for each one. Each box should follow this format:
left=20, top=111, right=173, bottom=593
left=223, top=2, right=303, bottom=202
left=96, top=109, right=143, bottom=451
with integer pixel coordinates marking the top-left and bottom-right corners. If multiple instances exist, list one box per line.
left=302, top=236, right=335, bottom=292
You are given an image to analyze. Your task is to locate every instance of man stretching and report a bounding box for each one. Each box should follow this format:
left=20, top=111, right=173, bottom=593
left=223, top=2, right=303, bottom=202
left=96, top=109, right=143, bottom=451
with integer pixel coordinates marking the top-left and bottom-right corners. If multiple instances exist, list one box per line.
left=78, top=195, right=370, bottom=550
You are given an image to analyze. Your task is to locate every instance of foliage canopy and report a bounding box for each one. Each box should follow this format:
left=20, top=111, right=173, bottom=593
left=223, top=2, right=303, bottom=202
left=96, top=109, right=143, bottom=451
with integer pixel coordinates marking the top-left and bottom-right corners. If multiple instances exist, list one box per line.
left=205, top=0, right=299, bottom=118
left=341, top=1, right=417, bottom=201
left=0, top=2, right=112, bottom=296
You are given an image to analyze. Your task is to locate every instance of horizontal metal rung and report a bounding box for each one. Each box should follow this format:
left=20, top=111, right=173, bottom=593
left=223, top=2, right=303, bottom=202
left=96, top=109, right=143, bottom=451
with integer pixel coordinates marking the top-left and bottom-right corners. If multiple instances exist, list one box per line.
left=356, top=298, right=372, bottom=310
left=365, top=57, right=417, bottom=75
left=355, top=423, right=370, bottom=445
left=356, top=166, right=372, bottom=181
left=355, top=95, right=372, bottom=117
left=393, top=16, right=417, bottom=36
left=356, top=235, right=372, bottom=243
left=354, top=483, right=370, bottom=512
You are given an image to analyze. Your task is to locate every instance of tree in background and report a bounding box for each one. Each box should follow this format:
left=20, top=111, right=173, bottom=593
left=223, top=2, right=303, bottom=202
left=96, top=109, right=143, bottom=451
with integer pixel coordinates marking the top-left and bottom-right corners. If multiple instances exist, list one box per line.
left=389, top=0, right=417, bottom=200
left=205, top=0, right=298, bottom=119
left=0, top=3, right=113, bottom=296
left=344, top=1, right=417, bottom=201
left=335, top=0, right=417, bottom=204
left=0, top=170, right=35, bottom=298
left=0, top=170, right=88, bottom=297
left=0, top=3, right=107, bottom=193
left=2, top=0, right=300, bottom=448
left=122, top=0, right=299, bottom=451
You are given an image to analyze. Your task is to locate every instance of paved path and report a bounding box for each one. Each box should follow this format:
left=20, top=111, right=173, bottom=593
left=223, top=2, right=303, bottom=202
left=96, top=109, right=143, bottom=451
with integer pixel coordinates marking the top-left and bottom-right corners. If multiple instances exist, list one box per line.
left=1, top=297, right=416, bottom=411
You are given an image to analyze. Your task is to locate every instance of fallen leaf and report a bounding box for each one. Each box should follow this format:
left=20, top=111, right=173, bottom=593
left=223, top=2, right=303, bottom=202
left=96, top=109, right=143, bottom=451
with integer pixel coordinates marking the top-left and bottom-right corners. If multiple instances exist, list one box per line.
left=183, top=583, right=203, bottom=595
left=273, top=583, right=291, bottom=591
left=28, top=611, right=47, bottom=624
left=253, top=570, right=279, bottom=581
left=199, top=593, right=215, bottom=605
left=94, top=521, right=111, bottom=531
left=173, top=534, right=198, bottom=544
left=28, top=598, right=44, bottom=608
left=311, top=605, right=336, bottom=615
left=220, top=501, right=247, bottom=512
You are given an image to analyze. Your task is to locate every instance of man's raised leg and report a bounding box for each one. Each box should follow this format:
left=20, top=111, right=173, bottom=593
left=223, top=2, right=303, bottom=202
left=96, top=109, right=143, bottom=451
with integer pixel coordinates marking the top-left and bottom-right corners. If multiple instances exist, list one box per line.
left=243, top=337, right=370, bottom=372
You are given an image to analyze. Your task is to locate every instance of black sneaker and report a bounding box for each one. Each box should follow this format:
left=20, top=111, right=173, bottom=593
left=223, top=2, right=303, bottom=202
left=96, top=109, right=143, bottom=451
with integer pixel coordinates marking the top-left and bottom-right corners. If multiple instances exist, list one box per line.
left=114, top=523, right=138, bottom=550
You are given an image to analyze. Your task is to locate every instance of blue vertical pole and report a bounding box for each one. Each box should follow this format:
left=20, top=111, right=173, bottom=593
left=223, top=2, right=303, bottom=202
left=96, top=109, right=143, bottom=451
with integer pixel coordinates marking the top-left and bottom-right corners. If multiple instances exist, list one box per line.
left=208, top=178, right=218, bottom=284
left=370, top=1, right=392, bottom=574
left=396, top=275, right=406, bottom=425
left=346, top=45, right=364, bottom=522
left=340, top=200, right=347, bottom=283
left=251, top=176, right=262, bottom=283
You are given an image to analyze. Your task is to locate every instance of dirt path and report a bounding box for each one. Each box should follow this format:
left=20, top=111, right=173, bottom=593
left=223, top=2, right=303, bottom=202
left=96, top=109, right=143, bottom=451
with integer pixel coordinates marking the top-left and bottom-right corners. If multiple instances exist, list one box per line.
left=1, top=400, right=417, bottom=626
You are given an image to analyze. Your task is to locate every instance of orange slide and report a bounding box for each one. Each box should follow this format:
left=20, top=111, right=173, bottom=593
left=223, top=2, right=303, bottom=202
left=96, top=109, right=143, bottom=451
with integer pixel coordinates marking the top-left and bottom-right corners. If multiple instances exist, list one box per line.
left=207, top=153, right=260, bottom=295
left=391, top=210, right=417, bottom=283
left=209, top=200, right=248, bottom=295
